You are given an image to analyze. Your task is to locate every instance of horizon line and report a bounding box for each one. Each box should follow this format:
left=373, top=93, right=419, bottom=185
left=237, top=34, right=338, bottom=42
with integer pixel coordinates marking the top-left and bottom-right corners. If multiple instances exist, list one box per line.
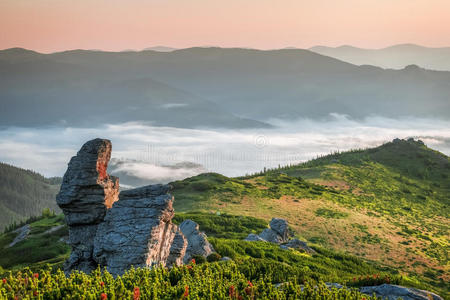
left=2, top=43, right=450, bottom=55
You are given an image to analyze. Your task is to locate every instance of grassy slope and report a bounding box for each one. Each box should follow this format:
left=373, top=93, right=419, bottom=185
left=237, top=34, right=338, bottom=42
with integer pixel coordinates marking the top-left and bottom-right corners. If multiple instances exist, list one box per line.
left=0, top=139, right=448, bottom=296
left=0, top=162, right=61, bottom=231
left=0, top=214, right=69, bottom=271
left=171, top=139, right=449, bottom=292
left=0, top=212, right=436, bottom=295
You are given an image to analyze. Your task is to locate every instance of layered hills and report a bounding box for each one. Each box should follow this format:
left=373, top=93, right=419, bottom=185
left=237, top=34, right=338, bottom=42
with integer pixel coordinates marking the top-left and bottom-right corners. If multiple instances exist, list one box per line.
left=1, top=47, right=450, bottom=129
left=309, top=44, right=450, bottom=71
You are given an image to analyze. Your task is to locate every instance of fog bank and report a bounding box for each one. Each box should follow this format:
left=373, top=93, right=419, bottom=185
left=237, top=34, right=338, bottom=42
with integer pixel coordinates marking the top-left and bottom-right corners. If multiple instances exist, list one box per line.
left=0, top=114, right=449, bottom=187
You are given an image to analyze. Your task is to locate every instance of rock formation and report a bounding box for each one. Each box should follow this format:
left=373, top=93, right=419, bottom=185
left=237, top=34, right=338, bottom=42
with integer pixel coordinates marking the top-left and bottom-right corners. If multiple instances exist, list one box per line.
left=56, top=138, right=120, bottom=273
left=245, top=218, right=292, bottom=243
left=179, top=219, right=215, bottom=263
left=93, top=185, right=186, bottom=275
left=245, top=218, right=315, bottom=253
left=56, top=138, right=196, bottom=276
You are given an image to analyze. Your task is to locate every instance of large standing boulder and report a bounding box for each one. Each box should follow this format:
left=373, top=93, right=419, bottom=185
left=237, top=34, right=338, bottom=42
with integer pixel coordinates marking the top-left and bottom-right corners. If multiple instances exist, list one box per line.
left=93, top=185, right=187, bottom=275
left=359, top=284, right=443, bottom=300
left=179, top=219, right=215, bottom=263
left=56, top=138, right=119, bottom=273
left=57, top=138, right=188, bottom=276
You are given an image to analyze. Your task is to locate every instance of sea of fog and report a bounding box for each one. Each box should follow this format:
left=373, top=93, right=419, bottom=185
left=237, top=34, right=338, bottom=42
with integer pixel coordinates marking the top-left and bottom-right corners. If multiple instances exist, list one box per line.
left=1, top=114, right=449, bottom=187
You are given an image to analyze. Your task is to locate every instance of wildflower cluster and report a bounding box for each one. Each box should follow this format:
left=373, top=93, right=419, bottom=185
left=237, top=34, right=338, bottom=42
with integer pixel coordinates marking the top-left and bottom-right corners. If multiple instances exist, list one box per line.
left=0, top=263, right=378, bottom=299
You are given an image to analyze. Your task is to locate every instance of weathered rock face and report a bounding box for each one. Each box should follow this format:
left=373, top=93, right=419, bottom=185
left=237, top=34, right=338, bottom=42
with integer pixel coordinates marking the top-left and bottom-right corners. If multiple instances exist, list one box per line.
left=93, top=185, right=187, bottom=275
left=56, top=138, right=189, bottom=276
left=56, top=138, right=119, bottom=273
left=245, top=218, right=292, bottom=244
left=359, top=284, right=443, bottom=300
left=269, top=218, right=290, bottom=241
left=179, top=219, right=215, bottom=263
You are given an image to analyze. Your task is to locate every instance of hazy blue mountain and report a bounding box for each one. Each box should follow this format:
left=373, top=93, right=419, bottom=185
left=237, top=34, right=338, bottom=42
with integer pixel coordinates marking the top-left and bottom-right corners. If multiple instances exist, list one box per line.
left=310, top=44, right=450, bottom=71
left=1, top=47, right=449, bottom=129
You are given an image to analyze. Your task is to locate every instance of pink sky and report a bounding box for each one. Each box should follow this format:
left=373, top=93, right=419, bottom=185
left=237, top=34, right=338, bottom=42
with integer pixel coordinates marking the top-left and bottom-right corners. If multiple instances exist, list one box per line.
left=1, top=0, right=449, bottom=53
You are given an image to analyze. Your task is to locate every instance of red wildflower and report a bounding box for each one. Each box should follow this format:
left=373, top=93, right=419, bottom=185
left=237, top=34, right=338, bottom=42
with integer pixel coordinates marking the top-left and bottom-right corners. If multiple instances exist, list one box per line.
left=133, top=287, right=140, bottom=300
left=191, top=259, right=196, bottom=265
left=33, top=291, right=38, bottom=296
left=247, top=281, right=253, bottom=287
left=183, top=286, right=189, bottom=298
left=100, top=281, right=105, bottom=287
left=33, top=273, right=39, bottom=279
left=2, top=278, right=6, bottom=284
left=101, top=293, right=108, bottom=300
left=353, top=277, right=356, bottom=281
left=238, top=296, right=243, bottom=300
left=229, top=285, right=235, bottom=298
left=187, top=265, right=192, bottom=270
left=245, top=287, right=251, bottom=295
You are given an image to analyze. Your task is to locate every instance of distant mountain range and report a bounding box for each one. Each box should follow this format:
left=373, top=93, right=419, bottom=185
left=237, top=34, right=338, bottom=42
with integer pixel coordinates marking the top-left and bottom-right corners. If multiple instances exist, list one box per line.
left=309, top=44, right=450, bottom=71
left=1, top=46, right=450, bottom=129
left=143, top=46, right=177, bottom=52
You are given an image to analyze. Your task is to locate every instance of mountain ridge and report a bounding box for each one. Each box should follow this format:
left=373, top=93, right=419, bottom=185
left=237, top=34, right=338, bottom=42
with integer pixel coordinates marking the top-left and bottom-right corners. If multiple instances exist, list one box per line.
left=1, top=46, right=450, bottom=128
left=309, top=44, right=450, bottom=71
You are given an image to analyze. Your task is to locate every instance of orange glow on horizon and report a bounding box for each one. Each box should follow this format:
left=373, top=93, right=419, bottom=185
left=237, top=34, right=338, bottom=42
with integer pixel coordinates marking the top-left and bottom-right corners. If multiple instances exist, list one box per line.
left=1, top=0, right=449, bottom=53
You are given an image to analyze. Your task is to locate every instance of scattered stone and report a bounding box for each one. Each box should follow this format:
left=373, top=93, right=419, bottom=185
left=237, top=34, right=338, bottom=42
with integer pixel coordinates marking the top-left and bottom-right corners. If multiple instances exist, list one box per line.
left=259, top=228, right=286, bottom=243
left=7, top=225, right=30, bottom=248
left=359, top=284, right=443, bottom=300
left=269, top=218, right=291, bottom=241
left=244, top=233, right=265, bottom=242
left=220, top=256, right=232, bottom=262
left=244, top=218, right=295, bottom=244
left=179, top=219, right=215, bottom=264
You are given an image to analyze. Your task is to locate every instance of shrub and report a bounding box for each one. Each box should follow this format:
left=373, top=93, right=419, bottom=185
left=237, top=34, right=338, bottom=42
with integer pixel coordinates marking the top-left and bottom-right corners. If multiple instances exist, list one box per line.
left=191, top=254, right=207, bottom=264
left=207, top=252, right=222, bottom=262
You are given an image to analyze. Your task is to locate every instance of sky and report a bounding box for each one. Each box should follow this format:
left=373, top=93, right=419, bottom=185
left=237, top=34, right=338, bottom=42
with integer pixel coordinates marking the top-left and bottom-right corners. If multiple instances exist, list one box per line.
left=1, top=0, right=450, bottom=53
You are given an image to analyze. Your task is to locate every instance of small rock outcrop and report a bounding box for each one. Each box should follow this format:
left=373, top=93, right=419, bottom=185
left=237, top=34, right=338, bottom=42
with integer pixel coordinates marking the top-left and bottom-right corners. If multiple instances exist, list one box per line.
left=245, top=218, right=292, bottom=243
left=57, top=138, right=194, bottom=276
left=245, top=218, right=315, bottom=253
left=244, top=233, right=266, bottom=242
left=179, top=219, right=215, bottom=263
left=56, top=139, right=120, bottom=273
left=359, top=284, right=443, bottom=300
